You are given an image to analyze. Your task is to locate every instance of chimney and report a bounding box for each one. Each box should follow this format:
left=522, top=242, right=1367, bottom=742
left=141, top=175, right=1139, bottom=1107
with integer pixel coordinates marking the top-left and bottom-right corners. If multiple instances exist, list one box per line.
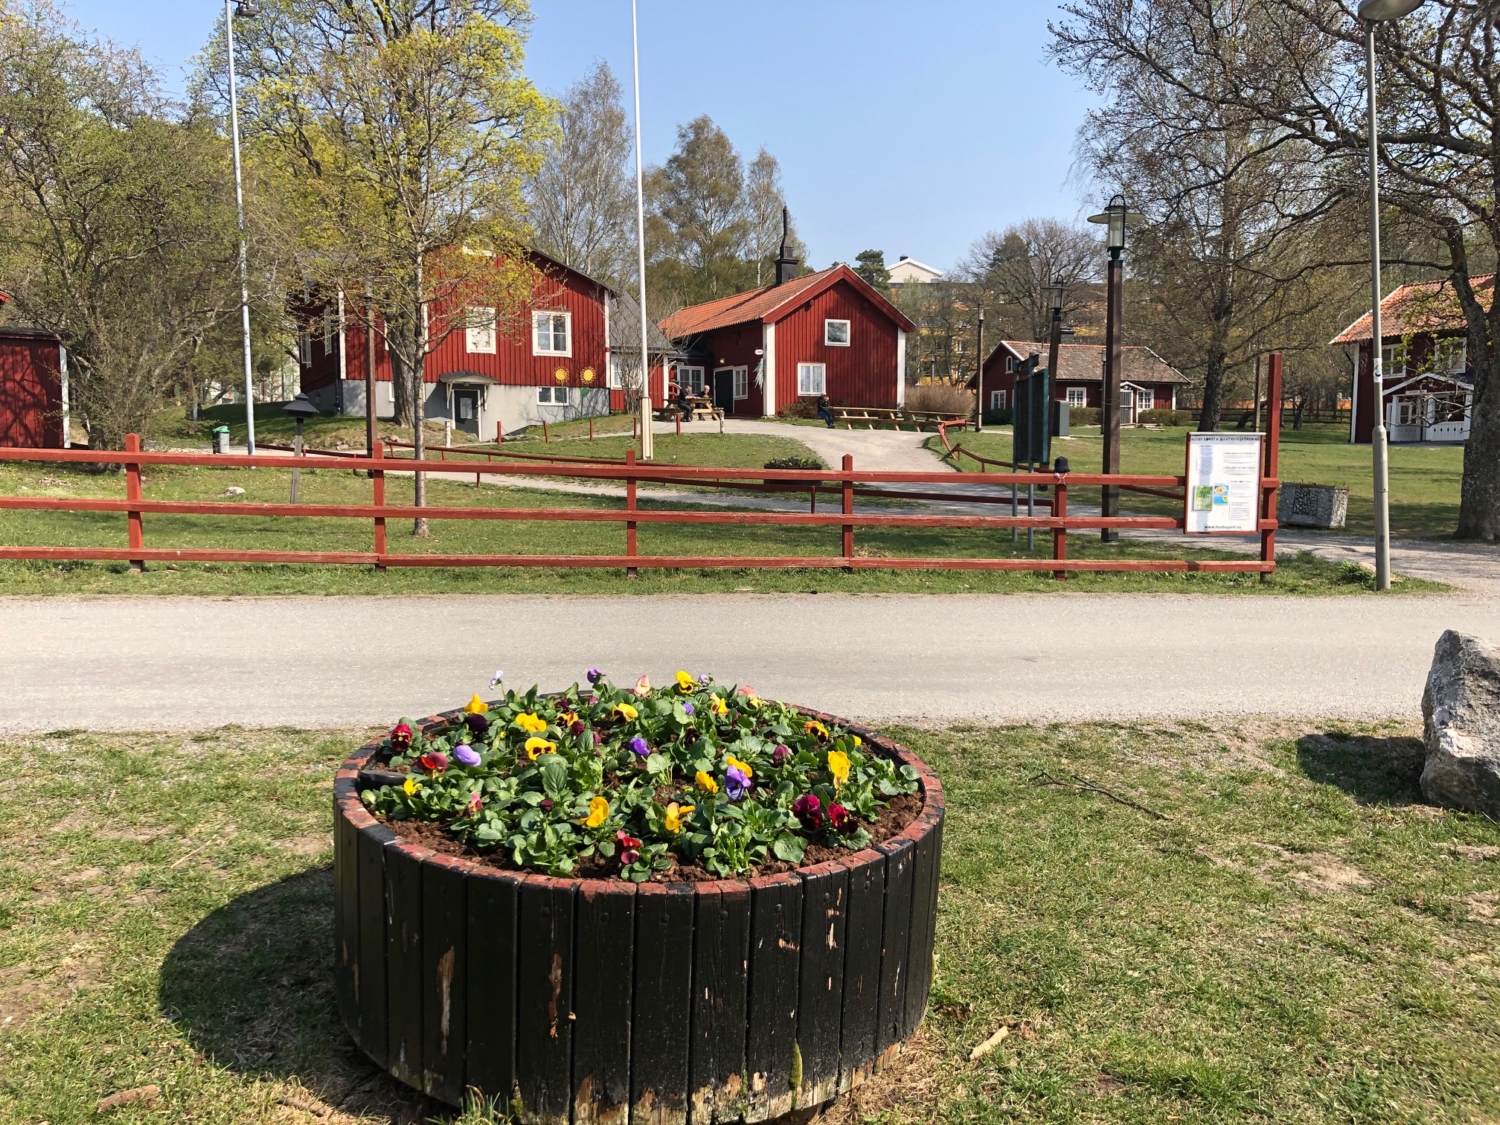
left=774, top=207, right=800, bottom=286
left=1060, top=326, right=1076, bottom=342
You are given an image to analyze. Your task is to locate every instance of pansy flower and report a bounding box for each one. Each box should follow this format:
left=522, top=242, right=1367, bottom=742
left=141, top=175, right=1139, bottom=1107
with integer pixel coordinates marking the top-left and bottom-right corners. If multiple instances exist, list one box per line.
left=792, top=793, right=823, bottom=831
left=628, top=736, right=649, bottom=758
left=772, top=743, right=791, bottom=766
left=675, top=670, right=697, bottom=693
left=682, top=702, right=695, bottom=716
left=453, top=744, right=481, bottom=767
left=725, top=765, right=750, bottom=802
left=612, top=702, right=639, bottom=722
left=525, top=737, right=556, bottom=761
left=464, top=694, right=489, bottom=715
left=617, top=830, right=642, bottom=866
left=710, top=695, right=729, bottom=717
left=584, top=796, right=610, bottom=828
left=570, top=720, right=586, bottom=737
left=465, top=792, right=484, bottom=817
left=418, top=751, right=449, bottom=774
left=586, top=667, right=604, bottom=684
left=725, top=754, right=753, bottom=779
left=804, top=720, right=830, bottom=741
left=403, top=777, right=421, bottom=797
left=390, top=722, right=413, bottom=750
left=489, top=669, right=504, bottom=688
left=828, top=802, right=853, bottom=832
left=695, top=770, right=718, bottom=794
left=663, top=802, right=694, bottom=833
left=826, top=750, right=851, bottom=787
left=632, top=674, right=651, bottom=697
left=515, top=712, right=547, bottom=734
left=464, top=712, right=489, bottom=736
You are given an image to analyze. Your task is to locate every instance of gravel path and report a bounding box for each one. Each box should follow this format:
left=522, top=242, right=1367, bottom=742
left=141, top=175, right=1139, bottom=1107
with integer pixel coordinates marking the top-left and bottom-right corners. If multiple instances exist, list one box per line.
left=0, top=592, right=1489, bottom=732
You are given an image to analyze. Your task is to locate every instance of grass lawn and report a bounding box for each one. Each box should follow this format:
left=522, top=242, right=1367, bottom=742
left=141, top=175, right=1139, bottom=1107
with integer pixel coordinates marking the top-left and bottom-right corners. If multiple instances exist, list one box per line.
left=936, top=424, right=1469, bottom=541
left=2, top=720, right=1497, bottom=1123
left=0, top=458, right=1442, bottom=595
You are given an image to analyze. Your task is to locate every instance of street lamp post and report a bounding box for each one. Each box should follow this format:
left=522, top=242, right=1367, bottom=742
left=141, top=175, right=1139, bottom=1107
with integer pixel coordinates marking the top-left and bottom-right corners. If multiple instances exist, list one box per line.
left=1356, top=0, right=1425, bottom=591
left=973, top=307, right=985, bottom=433
left=629, top=0, right=654, bottom=461
left=1087, top=195, right=1144, bottom=543
left=1043, top=284, right=1064, bottom=402
left=226, top=0, right=259, bottom=456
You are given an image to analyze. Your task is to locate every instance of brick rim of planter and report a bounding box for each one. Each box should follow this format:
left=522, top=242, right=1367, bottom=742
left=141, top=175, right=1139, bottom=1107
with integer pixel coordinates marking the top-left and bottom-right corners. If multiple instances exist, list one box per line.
left=333, top=700, right=944, bottom=1122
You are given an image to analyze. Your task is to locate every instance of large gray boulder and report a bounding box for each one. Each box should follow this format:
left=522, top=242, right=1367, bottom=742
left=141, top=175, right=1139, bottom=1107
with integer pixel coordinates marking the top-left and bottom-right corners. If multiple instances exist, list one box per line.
left=1421, top=630, right=1500, bottom=816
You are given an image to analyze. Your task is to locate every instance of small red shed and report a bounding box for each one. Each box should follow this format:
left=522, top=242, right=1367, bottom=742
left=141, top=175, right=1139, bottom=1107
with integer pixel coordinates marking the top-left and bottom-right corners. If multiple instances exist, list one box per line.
left=0, top=325, right=65, bottom=448
left=658, top=259, right=915, bottom=418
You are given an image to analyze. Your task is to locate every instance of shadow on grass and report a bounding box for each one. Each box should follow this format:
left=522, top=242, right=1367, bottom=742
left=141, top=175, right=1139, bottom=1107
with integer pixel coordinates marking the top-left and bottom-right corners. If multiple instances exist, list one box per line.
left=1295, top=732, right=1428, bottom=806
left=158, top=865, right=437, bottom=1123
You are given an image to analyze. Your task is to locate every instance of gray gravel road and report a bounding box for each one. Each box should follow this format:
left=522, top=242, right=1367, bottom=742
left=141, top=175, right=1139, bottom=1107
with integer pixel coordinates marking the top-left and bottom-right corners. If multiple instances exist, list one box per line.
left=1, top=593, right=1491, bottom=731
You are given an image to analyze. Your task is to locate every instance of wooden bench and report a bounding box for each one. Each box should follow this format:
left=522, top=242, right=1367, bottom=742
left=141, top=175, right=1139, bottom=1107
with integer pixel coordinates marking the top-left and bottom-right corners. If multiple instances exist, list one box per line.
left=829, top=406, right=968, bottom=432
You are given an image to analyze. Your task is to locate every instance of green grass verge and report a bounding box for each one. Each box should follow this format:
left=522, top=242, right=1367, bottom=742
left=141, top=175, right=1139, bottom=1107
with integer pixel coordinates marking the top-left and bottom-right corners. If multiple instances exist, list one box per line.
left=0, top=459, right=1443, bottom=595
left=1, top=720, right=1496, bottom=1123
left=937, top=424, right=1468, bottom=540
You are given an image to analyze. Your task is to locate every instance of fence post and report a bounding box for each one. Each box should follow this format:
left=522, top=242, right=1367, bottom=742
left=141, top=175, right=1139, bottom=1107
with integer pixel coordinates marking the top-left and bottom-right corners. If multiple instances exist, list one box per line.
left=543, top=419, right=550, bottom=443
left=841, top=453, right=854, bottom=568
left=497, top=420, right=504, bottom=444
left=1261, top=353, right=1283, bottom=581
left=124, top=432, right=144, bottom=572
left=1052, top=475, right=1068, bottom=581
left=625, top=447, right=638, bottom=579
left=372, top=439, right=388, bottom=571
left=589, top=417, right=594, bottom=442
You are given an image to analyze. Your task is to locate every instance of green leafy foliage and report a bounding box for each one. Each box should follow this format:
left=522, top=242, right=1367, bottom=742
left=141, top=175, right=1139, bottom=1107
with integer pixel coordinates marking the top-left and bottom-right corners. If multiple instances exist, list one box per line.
left=361, top=672, right=918, bottom=879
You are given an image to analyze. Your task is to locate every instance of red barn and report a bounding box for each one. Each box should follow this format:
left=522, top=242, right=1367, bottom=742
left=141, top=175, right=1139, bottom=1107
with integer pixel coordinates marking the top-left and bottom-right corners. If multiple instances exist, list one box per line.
left=297, top=251, right=618, bottom=438
left=0, top=326, right=65, bottom=448
left=970, top=339, right=1187, bottom=422
left=658, top=259, right=914, bottom=418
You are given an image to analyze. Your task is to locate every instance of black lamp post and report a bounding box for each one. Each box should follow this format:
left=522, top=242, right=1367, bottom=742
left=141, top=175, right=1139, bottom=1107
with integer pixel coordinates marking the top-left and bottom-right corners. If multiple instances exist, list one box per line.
left=974, top=307, right=985, bottom=433
left=1087, top=195, right=1144, bottom=542
left=283, top=393, right=320, bottom=503
left=1043, top=283, right=1065, bottom=402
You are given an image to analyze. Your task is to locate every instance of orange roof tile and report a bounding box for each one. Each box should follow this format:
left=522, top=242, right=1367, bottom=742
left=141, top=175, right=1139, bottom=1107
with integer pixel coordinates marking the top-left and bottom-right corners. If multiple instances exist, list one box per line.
left=1331, top=275, right=1494, bottom=344
left=659, top=265, right=915, bottom=338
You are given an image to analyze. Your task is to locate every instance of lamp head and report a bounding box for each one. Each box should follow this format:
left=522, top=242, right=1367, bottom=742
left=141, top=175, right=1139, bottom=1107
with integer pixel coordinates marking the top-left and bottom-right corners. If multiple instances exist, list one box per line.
left=234, top=0, right=261, bottom=18
left=1043, top=284, right=1065, bottom=313
left=1087, top=193, right=1146, bottom=252
left=1356, top=0, right=1425, bottom=20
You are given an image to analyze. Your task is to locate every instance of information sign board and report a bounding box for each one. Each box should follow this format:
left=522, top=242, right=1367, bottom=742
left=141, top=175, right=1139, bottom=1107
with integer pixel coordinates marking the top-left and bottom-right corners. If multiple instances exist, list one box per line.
left=1184, top=432, right=1264, bottom=534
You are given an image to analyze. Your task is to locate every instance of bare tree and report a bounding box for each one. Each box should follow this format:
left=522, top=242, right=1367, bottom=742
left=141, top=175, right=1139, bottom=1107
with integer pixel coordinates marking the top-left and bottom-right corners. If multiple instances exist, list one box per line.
left=528, top=61, right=634, bottom=285
left=958, top=219, right=1100, bottom=341
left=744, top=149, right=805, bottom=286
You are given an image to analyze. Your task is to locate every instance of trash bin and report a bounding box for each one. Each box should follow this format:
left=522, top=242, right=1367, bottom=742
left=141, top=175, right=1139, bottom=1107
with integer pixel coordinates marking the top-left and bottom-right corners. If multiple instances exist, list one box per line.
left=212, top=425, right=231, bottom=454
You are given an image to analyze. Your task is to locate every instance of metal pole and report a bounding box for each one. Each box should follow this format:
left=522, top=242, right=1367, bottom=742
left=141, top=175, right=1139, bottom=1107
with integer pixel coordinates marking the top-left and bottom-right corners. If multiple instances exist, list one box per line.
left=365, top=296, right=377, bottom=458
left=1366, top=21, right=1392, bottom=590
left=974, top=308, right=984, bottom=433
left=226, top=0, right=256, bottom=456
left=630, top=0, right=654, bottom=461
left=1101, top=248, right=1123, bottom=541
left=59, top=345, right=70, bottom=449
left=1253, top=354, right=1262, bottom=433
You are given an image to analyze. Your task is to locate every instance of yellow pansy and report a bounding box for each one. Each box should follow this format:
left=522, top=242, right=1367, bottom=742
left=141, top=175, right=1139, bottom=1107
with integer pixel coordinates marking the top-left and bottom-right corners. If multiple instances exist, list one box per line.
left=827, top=750, right=851, bottom=786
left=464, top=694, right=488, bottom=714
left=584, top=796, right=610, bottom=828
left=804, top=720, right=829, bottom=740
left=525, top=737, right=557, bottom=761
left=695, top=770, right=718, bottom=794
left=710, top=695, right=729, bottom=716
left=612, top=702, right=639, bottom=722
left=515, top=712, right=547, bottom=733
left=560, top=711, right=578, bottom=725
left=664, top=802, right=695, bottom=833
left=725, top=754, right=753, bottom=779
left=675, top=670, right=697, bottom=692
left=403, top=777, right=421, bottom=796
left=852, top=735, right=862, bottom=748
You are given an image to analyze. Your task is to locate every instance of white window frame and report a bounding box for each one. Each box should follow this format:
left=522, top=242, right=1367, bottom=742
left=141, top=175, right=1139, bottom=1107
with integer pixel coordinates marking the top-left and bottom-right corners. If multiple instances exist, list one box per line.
left=797, top=362, right=826, bottom=396
left=606, top=355, right=623, bottom=390
left=732, top=367, right=749, bottom=400
left=1005, top=356, right=1016, bottom=373
left=1435, top=337, right=1467, bottom=374
left=466, top=306, right=497, bottom=354
left=1380, top=344, right=1406, bottom=377
left=532, top=310, right=572, bottom=357
left=824, top=318, right=851, bottom=347
left=677, top=365, right=705, bottom=395
left=537, top=386, right=571, bottom=405
left=1133, top=386, right=1152, bottom=412
left=989, top=389, right=1005, bottom=411
left=1066, top=386, right=1087, bottom=408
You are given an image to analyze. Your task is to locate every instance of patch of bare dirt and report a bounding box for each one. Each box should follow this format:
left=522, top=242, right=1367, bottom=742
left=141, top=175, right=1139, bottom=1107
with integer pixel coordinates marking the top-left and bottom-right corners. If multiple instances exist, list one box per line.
left=1465, top=892, right=1499, bottom=924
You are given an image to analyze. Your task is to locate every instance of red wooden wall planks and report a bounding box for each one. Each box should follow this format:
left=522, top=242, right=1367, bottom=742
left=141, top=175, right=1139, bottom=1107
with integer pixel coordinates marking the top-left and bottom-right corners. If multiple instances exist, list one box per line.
left=0, top=332, right=62, bottom=448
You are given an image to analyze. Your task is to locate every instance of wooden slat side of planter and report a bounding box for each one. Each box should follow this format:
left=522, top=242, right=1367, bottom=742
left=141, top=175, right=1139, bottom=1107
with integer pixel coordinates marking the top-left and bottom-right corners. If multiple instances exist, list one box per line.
left=689, top=884, right=751, bottom=1125
left=573, top=881, right=636, bottom=1125
left=745, top=874, right=803, bottom=1121
left=902, top=814, right=943, bottom=1039
left=355, top=821, right=394, bottom=1067
left=630, top=882, right=695, bottom=1125
left=422, top=854, right=469, bottom=1104
left=517, top=875, right=576, bottom=1125
left=874, top=838, right=915, bottom=1059
left=333, top=787, right=360, bottom=1039
left=837, top=853, right=887, bottom=1093
left=386, top=842, right=429, bottom=1088
left=465, top=867, right=521, bottom=1107
left=794, top=861, right=848, bottom=1108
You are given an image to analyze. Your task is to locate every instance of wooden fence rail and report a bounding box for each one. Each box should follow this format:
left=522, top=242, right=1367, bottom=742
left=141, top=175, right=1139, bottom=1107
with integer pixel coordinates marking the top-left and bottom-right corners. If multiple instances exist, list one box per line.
left=0, top=435, right=1279, bottom=580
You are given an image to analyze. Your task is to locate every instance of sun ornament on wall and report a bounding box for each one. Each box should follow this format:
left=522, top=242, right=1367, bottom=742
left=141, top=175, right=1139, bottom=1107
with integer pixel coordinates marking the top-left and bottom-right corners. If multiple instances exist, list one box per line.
left=581, top=367, right=596, bottom=384
left=554, top=367, right=568, bottom=383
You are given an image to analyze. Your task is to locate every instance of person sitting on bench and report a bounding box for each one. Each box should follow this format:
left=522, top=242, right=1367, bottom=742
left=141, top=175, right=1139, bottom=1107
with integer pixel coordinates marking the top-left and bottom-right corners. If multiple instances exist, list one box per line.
left=817, top=394, right=835, bottom=428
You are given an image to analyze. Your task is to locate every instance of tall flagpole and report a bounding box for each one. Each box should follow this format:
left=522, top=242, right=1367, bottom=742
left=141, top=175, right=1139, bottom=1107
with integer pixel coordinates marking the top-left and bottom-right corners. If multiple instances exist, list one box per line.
left=630, top=0, right=654, bottom=460
left=226, top=0, right=256, bottom=455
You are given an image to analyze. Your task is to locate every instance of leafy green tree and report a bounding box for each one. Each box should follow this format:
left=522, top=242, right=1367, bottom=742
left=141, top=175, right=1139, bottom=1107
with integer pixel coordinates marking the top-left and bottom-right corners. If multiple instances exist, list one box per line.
left=854, top=250, right=891, bottom=292
left=227, top=0, right=554, bottom=532
left=647, top=116, right=752, bottom=306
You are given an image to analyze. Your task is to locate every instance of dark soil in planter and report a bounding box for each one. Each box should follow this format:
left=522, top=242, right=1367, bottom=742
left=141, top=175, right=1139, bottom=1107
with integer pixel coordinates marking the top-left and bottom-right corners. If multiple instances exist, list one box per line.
left=377, top=789, right=923, bottom=882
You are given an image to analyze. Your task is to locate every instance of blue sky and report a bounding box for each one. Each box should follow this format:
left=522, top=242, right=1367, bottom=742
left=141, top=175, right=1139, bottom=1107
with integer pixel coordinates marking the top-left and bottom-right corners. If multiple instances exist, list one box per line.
left=61, top=1, right=1102, bottom=271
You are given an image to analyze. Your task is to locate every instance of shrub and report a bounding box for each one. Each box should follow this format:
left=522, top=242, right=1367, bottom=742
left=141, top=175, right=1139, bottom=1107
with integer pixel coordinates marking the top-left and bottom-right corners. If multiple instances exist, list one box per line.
left=777, top=401, right=816, bottom=420
left=981, top=408, right=1013, bottom=426
left=764, top=456, right=824, bottom=471
left=905, top=382, right=974, bottom=415
left=1139, top=408, right=1190, bottom=426
left=1069, top=407, right=1101, bottom=425
left=362, top=672, right=921, bottom=881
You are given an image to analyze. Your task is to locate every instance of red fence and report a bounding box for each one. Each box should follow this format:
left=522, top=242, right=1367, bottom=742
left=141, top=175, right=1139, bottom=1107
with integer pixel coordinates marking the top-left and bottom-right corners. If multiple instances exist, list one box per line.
left=0, top=432, right=1280, bottom=578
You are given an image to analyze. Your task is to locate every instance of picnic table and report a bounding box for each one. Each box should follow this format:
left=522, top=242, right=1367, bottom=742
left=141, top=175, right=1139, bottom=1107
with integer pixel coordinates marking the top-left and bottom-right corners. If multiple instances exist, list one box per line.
left=830, top=405, right=968, bottom=432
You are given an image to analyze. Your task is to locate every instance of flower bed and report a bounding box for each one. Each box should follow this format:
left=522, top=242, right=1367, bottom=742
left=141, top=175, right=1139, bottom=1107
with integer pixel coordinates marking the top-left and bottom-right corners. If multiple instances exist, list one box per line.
left=361, top=670, right=921, bottom=882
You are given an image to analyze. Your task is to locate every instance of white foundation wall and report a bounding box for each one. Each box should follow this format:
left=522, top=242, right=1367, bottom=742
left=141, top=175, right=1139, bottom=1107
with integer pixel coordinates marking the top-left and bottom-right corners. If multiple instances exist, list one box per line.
left=305, top=380, right=395, bottom=419
left=305, top=380, right=610, bottom=439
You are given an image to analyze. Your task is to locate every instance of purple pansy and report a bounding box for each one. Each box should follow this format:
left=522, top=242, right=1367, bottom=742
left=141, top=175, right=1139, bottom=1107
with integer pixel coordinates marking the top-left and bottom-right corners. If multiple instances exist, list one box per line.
left=628, top=736, right=650, bottom=757
left=587, top=667, right=604, bottom=684
left=465, top=712, right=489, bottom=735
left=682, top=702, right=695, bottom=716
left=725, top=765, right=750, bottom=801
left=453, top=744, right=481, bottom=767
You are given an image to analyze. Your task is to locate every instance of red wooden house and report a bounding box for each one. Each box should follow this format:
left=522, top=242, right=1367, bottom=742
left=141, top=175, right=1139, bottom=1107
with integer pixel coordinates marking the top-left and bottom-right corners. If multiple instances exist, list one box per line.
left=1331, top=275, right=1486, bottom=444
left=969, top=339, right=1188, bottom=422
left=657, top=252, right=914, bottom=418
left=0, top=324, right=65, bottom=448
left=297, top=251, right=638, bottom=438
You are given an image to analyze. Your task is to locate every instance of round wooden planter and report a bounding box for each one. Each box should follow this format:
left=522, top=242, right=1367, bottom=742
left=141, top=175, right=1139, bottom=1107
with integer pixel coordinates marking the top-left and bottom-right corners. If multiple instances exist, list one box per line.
left=332, top=705, right=945, bottom=1124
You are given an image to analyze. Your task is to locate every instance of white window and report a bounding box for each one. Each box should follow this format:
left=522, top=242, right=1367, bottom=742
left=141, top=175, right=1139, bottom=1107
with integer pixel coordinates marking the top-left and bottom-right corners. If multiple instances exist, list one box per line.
left=537, top=386, right=570, bottom=405
left=824, top=319, right=851, bottom=346
left=733, top=367, right=748, bottom=399
left=1435, top=338, right=1466, bottom=373
left=532, top=311, right=572, bottom=357
left=797, top=363, right=826, bottom=396
left=1380, top=345, right=1406, bottom=377
left=466, top=307, right=496, bottom=354
left=1133, top=387, right=1152, bottom=411
left=954, top=339, right=965, bottom=355
left=606, top=355, right=623, bottom=389
left=298, top=331, right=311, bottom=367
left=322, top=310, right=335, bottom=351
left=677, top=365, right=705, bottom=394
left=990, top=390, right=1006, bottom=411
left=1005, top=356, right=1016, bottom=373
left=1066, top=386, right=1087, bottom=407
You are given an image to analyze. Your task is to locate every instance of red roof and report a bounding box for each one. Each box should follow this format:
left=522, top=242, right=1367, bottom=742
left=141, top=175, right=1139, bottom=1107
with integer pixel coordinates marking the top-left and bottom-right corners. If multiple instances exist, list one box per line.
left=1331, top=275, right=1494, bottom=344
left=659, top=265, right=915, bottom=338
